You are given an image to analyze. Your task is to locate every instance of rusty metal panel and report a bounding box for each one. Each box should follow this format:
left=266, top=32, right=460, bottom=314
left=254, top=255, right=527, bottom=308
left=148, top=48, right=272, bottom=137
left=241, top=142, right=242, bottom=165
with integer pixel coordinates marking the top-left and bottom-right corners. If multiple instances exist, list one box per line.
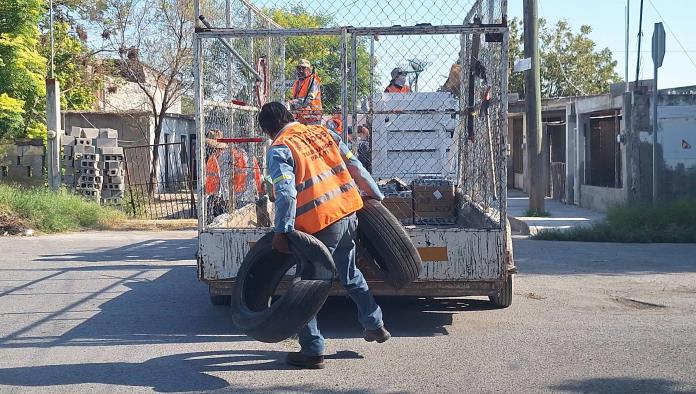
left=199, top=227, right=503, bottom=281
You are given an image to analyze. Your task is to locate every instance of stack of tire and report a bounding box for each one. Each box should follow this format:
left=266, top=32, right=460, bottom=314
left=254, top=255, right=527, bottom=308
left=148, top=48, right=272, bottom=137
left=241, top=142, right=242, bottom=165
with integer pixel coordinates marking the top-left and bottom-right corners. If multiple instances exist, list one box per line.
left=231, top=199, right=422, bottom=343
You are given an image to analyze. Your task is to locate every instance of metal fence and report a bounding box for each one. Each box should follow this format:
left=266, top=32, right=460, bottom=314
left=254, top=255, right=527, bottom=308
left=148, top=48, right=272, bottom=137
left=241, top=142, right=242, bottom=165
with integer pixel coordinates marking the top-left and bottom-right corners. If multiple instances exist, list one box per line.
left=123, top=142, right=196, bottom=219
left=193, top=0, right=508, bottom=230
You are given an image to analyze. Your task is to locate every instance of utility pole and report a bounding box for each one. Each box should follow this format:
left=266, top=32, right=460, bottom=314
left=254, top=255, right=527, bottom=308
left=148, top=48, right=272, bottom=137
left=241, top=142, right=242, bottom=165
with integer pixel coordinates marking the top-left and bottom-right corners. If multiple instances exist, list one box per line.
left=46, top=0, right=61, bottom=191
left=523, top=0, right=545, bottom=213
left=651, top=22, right=665, bottom=204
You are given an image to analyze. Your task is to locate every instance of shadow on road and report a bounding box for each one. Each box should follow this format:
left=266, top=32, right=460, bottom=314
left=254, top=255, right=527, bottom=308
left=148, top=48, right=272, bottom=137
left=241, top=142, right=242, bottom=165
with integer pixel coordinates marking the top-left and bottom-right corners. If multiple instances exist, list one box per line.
left=549, top=377, right=689, bottom=393
left=34, top=238, right=197, bottom=263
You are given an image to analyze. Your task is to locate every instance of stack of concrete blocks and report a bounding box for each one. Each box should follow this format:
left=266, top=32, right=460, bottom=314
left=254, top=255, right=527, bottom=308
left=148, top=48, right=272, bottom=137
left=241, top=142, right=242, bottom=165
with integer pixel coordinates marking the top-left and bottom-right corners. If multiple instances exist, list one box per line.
left=61, top=127, right=124, bottom=205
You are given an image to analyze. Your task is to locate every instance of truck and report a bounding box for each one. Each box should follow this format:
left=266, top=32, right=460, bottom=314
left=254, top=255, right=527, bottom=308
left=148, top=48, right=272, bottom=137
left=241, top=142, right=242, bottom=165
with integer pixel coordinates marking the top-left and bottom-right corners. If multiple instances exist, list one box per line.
left=192, top=0, right=514, bottom=307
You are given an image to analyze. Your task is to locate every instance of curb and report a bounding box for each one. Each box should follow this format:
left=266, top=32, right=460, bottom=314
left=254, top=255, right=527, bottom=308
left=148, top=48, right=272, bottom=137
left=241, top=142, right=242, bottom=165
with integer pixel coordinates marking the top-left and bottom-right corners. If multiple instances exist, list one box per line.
left=507, top=215, right=530, bottom=236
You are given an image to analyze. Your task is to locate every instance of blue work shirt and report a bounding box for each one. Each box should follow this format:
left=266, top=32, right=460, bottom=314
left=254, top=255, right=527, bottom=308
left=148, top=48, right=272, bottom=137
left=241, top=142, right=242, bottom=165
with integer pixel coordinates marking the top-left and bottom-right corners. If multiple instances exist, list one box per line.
left=267, top=122, right=384, bottom=233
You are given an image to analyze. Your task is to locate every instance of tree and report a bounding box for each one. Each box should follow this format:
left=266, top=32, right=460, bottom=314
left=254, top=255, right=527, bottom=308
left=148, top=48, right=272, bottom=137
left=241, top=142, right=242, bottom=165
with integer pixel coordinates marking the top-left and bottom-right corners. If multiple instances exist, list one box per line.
left=38, top=7, right=102, bottom=111
left=0, top=0, right=46, bottom=139
left=508, top=18, right=621, bottom=98
left=82, top=0, right=193, bottom=191
left=267, top=6, right=374, bottom=112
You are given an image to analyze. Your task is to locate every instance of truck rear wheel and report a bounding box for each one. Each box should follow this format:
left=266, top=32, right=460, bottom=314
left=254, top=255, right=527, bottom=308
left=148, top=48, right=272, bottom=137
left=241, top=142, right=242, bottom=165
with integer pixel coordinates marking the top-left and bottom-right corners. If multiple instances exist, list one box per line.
left=230, top=231, right=335, bottom=343
left=356, top=199, right=423, bottom=289
left=489, top=275, right=513, bottom=308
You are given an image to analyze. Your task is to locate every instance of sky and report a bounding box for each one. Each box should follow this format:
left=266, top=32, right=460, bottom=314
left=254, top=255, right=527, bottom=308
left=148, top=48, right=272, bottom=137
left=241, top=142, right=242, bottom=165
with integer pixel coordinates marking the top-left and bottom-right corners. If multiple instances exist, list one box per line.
left=509, top=0, right=696, bottom=89
left=215, top=0, right=696, bottom=92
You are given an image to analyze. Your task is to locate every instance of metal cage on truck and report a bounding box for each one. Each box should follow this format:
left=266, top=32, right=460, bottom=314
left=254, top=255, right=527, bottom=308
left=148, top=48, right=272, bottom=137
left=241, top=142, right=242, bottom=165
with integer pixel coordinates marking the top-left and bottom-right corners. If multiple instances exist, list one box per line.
left=192, top=0, right=515, bottom=306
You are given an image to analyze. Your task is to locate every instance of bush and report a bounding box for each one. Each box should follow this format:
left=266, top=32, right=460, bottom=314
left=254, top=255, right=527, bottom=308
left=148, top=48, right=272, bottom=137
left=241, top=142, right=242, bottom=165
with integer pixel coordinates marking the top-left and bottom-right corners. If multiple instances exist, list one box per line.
left=533, top=199, right=696, bottom=243
left=0, top=184, right=125, bottom=233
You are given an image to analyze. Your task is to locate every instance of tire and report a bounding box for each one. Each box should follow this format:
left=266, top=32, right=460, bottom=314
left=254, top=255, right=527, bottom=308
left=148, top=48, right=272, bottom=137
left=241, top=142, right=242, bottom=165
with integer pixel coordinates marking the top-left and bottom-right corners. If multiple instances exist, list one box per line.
left=356, top=199, right=423, bottom=289
left=489, top=274, right=513, bottom=308
left=230, top=230, right=335, bottom=343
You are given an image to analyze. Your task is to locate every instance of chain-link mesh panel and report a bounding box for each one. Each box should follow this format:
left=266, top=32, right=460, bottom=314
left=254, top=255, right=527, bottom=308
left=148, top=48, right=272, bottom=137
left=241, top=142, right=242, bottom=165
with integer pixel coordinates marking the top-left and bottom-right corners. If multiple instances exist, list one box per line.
left=195, top=0, right=508, bottom=230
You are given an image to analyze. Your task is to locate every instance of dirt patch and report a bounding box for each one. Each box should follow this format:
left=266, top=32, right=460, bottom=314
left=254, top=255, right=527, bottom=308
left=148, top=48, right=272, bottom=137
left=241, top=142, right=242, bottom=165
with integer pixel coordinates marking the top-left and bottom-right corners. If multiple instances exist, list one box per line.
left=523, top=292, right=545, bottom=300
left=0, top=206, right=26, bottom=235
left=99, top=219, right=198, bottom=231
left=612, top=297, right=667, bottom=310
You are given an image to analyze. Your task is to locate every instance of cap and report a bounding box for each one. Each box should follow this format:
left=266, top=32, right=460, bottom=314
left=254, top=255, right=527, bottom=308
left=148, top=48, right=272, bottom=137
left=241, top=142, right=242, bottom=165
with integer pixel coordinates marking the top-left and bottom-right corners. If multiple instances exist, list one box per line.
left=297, top=59, right=311, bottom=68
left=205, top=129, right=228, bottom=149
left=391, top=67, right=405, bottom=79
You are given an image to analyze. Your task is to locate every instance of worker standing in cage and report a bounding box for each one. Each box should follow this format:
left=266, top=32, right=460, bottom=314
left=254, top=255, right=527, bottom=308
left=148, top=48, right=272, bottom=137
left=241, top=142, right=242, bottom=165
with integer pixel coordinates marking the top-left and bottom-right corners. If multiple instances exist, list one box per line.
left=325, top=109, right=343, bottom=134
left=204, top=129, right=232, bottom=222
left=289, top=59, right=323, bottom=125
left=384, top=67, right=411, bottom=93
left=258, top=102, right=390, bottom=369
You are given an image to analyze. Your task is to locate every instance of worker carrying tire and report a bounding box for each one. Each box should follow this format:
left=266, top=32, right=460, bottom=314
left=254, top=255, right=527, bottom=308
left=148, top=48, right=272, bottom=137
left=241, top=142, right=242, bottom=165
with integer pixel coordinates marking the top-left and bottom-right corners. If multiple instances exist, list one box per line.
left=258, top=102, right=390, bottom=369
left=289, top=59, right=323, bottom=125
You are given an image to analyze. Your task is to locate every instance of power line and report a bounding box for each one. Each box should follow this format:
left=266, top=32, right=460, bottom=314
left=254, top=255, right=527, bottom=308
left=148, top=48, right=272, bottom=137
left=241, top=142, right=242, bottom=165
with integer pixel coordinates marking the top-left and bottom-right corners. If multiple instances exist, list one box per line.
left=647, top=0, right=696, bottom=71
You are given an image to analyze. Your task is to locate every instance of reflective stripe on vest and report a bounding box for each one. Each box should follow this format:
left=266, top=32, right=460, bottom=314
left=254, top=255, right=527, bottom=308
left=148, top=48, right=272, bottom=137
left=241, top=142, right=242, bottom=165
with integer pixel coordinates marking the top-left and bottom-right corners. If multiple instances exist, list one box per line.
left=292, top=75, right=323, bottom=124
left=272, top=123, right=363, bottom=234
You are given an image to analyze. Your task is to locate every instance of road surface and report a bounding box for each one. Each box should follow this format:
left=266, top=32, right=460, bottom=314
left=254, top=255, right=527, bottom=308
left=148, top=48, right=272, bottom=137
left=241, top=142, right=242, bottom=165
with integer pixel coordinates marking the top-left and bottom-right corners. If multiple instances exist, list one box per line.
left=0, top=231, right=695, bottom=393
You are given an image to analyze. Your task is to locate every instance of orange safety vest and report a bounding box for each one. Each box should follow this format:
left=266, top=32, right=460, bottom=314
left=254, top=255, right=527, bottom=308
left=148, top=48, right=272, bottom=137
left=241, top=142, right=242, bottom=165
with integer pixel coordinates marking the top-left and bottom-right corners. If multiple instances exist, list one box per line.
left=385, top=83, right=411, bottom=93
left=292, top=74, right=323, bottom=125
left=231, top=148, right=263, bottom=194
left=205, top=155, right=221, bottom=195
left=272, top=123, right=363, bottom=234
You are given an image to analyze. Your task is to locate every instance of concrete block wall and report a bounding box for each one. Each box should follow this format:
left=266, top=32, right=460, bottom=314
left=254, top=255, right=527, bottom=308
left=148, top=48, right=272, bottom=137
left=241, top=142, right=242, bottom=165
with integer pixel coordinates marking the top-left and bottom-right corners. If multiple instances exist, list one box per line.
left=62, top=127, right=125, bottom=205
left=0, top=139, right=45, bottom=186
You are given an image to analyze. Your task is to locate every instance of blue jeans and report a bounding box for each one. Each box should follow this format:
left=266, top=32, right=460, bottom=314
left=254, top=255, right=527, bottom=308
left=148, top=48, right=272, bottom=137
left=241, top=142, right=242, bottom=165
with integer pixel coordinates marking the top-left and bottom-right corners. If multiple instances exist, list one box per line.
left=298, top=213, right=383, bottom=356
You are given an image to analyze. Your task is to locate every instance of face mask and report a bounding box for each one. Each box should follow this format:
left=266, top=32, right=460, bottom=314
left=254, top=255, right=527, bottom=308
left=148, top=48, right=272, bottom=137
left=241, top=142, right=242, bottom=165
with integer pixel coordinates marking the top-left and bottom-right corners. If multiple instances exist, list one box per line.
left=394, top=75, right=406, bottom=87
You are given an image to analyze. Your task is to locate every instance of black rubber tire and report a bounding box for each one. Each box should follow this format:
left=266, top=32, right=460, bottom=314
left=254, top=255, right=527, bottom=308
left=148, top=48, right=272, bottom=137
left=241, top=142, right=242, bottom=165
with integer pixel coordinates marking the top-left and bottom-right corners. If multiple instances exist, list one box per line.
left=230, top=230, right=335, bottom=343
left=489, top=274, right=513, bottom=308
left=356, top=199, right=423, bottom=289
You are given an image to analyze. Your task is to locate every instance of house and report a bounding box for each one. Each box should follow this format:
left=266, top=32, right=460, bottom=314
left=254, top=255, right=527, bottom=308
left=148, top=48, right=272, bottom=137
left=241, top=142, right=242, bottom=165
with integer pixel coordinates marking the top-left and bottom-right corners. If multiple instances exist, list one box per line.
left=508, top=81, right=696, bottom=212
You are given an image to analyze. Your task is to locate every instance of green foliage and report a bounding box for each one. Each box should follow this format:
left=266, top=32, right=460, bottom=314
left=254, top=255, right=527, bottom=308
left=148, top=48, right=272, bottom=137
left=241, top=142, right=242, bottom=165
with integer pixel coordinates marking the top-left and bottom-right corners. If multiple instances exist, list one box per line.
left=267, top=6, right=374, bottom=111
left=39, top=20, right=99, bottom=110
left=0, top=93, right=25, bottom=138
left=0, top=0, right=47, bottom=138
left=533, top=199, right=696, bottom=243
left=523, top=208, right=550, bottom=217
left=0, top=184, right=125, bottom=233
left=509, top=18, right=621, bottom=98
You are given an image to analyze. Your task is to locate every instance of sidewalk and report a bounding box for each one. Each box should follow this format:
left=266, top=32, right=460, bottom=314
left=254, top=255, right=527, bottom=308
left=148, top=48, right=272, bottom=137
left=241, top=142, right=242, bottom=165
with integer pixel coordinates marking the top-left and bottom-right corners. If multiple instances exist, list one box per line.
left=507, top=189, right=605, bottom=235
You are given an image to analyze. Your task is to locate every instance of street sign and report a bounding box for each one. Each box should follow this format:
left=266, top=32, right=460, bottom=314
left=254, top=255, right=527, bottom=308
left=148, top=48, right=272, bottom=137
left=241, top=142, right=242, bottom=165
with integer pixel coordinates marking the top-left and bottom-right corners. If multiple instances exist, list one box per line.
left=652, top=22, right=666, bottom=68
left=514, top=57, right=532, bottom=72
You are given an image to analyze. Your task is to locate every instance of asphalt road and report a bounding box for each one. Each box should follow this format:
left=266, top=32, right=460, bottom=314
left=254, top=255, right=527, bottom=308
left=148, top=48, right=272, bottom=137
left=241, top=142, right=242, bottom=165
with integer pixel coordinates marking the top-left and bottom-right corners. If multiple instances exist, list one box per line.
left=0, top=231, right=695, bottom=393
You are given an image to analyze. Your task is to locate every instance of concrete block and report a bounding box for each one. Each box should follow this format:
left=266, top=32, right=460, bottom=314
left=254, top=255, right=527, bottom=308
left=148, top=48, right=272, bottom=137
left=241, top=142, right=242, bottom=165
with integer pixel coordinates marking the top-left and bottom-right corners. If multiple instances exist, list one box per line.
left=82, top=153, right=101, bottom=162
left=79, top=160, right=99, bottom=169
left=24, top=146, right=44, bottom=156
left=70, top=126, right=82, bottom=137
left=102, top=197, right=122, bottom=205
left=108, top=175, right=124, bottom=184
left=107, top=168, right=124, bottom=177
left=100, top=160, right=120, bottom=170
left=94, top=138, right=118, bottom=148
left=20, top=155, right=43, bottom=166
left=110, top=190, right=124, bottom=199
left=99, top=147, right=124, bottom=156
left=98, top=128, right=118, bottom=139
left=78, top=175, right=102, bottom=184
left=72, top=144, right=95, bottom=155
left=76, top=168, right=100, bottom=176
left=74, top=138, right=92, bottom=146
left=80, top=128, right=100, bottom=139
left=62, top=135, right=76, bottom=146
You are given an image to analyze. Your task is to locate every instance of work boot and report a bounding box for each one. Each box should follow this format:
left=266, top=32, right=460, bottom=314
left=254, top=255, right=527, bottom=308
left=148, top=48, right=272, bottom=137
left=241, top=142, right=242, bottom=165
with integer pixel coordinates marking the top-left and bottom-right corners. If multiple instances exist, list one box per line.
left=363, top=326, right=391, bottom=343
left=285, top=352, right=325, bottom=369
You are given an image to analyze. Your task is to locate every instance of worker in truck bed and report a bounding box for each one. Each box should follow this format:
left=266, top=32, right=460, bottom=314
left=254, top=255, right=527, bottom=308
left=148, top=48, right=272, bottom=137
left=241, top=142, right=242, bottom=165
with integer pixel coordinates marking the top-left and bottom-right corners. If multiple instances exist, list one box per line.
left=258, top=102, right=390, bottom=369
left=289, top=59, right=323, bottom=125
left=384, top=67, right=411, bottom=93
